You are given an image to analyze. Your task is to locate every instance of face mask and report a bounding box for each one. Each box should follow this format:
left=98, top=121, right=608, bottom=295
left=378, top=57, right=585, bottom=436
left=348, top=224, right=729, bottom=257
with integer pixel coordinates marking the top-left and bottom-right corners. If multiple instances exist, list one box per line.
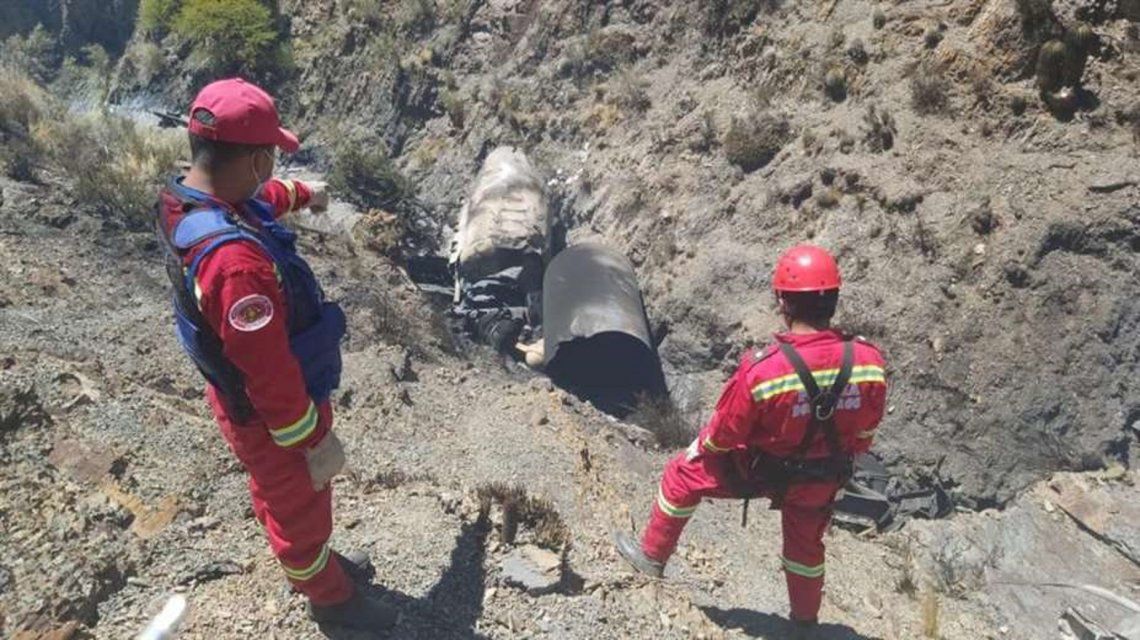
left=249, top=149, right=273, bottom=200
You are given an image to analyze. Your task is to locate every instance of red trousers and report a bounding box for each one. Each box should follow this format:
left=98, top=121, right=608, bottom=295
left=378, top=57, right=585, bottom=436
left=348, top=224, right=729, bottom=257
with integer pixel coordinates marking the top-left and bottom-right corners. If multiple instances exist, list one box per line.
left=212, top=390, right=353, bottom=606
left=640, top=451, right=840, bottom=622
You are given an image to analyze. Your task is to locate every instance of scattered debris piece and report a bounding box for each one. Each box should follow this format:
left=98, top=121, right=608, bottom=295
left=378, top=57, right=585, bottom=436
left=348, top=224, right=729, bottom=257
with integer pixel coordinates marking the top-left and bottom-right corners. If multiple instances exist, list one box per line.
left=177, top=560, right=245, bottom=586
left=501, top=545, right=564, bottom=595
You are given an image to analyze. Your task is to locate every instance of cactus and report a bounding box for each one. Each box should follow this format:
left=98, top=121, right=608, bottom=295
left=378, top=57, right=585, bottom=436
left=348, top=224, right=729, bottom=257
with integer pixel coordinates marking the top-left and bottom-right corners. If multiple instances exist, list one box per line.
left=872, top=8, right=886, bottom=29
left=1061, top=24, right=1095, bottom=87
left=1035, top=40, right=1067, bottom=93
left=824, top=66, right=847, bottom=102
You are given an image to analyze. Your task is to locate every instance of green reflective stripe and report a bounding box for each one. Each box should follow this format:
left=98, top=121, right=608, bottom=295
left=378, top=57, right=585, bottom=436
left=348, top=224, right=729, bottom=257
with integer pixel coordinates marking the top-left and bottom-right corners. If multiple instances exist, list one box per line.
left=751, top=365, right=886, bottom=401
left=782, top=556, right=825, bottom=578
left=702, top=436, right=730, bottom=452
left=657, top=488, right=697, bottom=518
left=270, top=402, right=317, bottom=447
left=282, top=544, right=330, bottom=581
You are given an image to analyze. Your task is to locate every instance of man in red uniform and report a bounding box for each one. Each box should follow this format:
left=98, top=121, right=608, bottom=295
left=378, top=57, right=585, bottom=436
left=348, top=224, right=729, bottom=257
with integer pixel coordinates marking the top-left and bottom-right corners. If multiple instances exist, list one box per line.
left=154, top=79, right=396, bottom=632
left=614, top=245, right=887, bottom=637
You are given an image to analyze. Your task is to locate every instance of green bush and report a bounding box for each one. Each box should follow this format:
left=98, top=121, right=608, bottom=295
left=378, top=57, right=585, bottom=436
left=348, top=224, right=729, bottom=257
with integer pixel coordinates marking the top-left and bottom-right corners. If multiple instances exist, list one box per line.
left=139, top=0, right=182, bottom=35
left=0, top=25, right=59, bottom=83
left=55, top=44, right=114, bottom=106
left=329, top=139, right=410, bottom=210
left=397, top=0, right=436, bottom=36
left=174, top=0, right=282, bottom=76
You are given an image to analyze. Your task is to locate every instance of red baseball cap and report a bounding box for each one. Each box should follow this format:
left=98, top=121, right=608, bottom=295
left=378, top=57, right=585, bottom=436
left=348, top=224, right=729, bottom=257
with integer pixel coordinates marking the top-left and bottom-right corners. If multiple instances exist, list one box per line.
left=187, top=78, right=299, bottom=153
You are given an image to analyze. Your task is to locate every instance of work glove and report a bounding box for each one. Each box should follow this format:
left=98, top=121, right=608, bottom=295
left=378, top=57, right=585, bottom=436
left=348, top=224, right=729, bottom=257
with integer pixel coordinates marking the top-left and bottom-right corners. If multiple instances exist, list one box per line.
left=307, top=180, right=330, bottom=214
left=305, top=430, right=346, bottom=491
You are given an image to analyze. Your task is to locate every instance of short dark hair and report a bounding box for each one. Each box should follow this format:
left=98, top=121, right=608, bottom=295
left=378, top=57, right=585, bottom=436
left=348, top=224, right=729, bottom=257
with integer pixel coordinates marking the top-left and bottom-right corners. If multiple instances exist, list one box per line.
left=779, top=289, right=839, bottom=326
left=189, top=133, right=271, bottom=171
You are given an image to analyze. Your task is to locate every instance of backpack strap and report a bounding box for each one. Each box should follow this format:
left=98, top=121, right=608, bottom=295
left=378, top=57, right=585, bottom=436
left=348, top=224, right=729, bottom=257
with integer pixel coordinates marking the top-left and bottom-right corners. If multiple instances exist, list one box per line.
left=173, top=208, right=277, bottom=305
left=172, top=207, right=239, bottom=249
left=778, top=340, right=855, bottom=459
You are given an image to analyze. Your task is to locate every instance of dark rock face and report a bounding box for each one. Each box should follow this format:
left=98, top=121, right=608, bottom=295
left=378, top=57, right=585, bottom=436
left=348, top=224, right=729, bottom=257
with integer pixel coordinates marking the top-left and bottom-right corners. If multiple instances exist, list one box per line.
left=1, top=0, right=138, bottom=55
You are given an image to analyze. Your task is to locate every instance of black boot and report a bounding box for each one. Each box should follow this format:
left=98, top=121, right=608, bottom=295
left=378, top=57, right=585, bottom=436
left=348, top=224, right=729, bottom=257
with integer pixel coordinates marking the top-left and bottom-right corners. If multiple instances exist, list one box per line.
left=791, top=618, right=818, bottom=640
left=334, top=549, right=376, bottom=585
left=613, top=531, right=665, bottom=578
left=308, top=590, right=398, bottom=633
left=288, top=549, right=375, bottom=594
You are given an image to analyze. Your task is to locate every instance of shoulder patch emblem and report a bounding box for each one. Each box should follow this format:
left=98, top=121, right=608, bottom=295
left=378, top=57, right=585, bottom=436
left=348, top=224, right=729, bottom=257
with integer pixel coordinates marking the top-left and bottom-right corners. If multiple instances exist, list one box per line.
left=749, top=346, right=777, bottom=366
left=228, top=294, right=274, bottom=332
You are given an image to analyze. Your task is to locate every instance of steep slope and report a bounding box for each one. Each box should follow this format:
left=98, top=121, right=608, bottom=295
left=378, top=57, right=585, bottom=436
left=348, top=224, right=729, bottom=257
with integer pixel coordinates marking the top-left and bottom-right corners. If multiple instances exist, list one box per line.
left=262, top=0, right=1140, bottom=504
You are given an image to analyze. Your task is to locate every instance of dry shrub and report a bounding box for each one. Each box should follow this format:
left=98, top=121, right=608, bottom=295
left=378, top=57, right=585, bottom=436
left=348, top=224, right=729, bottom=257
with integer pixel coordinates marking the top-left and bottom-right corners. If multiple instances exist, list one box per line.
left=703, top=0, right=778, bottom=38
left=583, top=102, right=622, bottom=133
left=476, top=482, right=571, bottom=550
left=0, top=65, right=183, bottom=219
left=0, top=66, right=51, bottom=180
left=824, top=66, right=847, bottom=102
left=329, top=137, right=410, bottom=210
left=628, top=393, right=695, bottom=448
left=125, top=41, right=166, bottom=85
left=910, top=65, right=949, bottom=115
left=606, top=67, right=651, bottom=113
left=723, top=110, right=791, bottom=172
left=862, top=104, right=896, bottom=152
left=440, top=88, right=466, bottom=129
left=370, top=468, right=436, bottom=489
left=35, top=112, right=185, bottom=227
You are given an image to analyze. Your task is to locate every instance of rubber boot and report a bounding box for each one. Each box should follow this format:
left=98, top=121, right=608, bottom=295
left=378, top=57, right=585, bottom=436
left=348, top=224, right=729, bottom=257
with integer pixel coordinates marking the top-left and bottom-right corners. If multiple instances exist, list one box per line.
left=288, top=549, right=375, bottom=595
left=308, top=590, right=398, bottom=633
left=613, top=531, right=665, bottom=578
left=334, top=549, right=376, bottom=585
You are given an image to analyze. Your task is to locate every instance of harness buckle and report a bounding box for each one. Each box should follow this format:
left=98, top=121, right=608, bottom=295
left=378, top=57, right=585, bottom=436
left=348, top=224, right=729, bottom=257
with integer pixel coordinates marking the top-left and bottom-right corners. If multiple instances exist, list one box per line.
left=813, top=391, right=838, bottom=421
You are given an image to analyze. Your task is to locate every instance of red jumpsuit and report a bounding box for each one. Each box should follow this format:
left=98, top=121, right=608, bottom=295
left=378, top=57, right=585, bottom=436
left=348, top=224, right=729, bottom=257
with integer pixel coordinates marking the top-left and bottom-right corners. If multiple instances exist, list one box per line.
left=159, top=178, right=353, bottom=605
left=639, top=330, right=887, bottom=622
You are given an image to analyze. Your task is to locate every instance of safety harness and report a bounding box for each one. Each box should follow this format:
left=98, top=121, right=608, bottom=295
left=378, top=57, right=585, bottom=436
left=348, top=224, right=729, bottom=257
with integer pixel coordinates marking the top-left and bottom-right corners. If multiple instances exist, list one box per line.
left=737, top=340, right=857, bottom=526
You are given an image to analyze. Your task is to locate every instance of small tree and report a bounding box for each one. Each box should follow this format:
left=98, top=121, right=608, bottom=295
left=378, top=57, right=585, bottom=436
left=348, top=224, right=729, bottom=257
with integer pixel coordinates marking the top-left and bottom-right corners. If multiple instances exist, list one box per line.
left=138, top=0, right=182, bottom=36
left=174, top=0, right=281, bottom=76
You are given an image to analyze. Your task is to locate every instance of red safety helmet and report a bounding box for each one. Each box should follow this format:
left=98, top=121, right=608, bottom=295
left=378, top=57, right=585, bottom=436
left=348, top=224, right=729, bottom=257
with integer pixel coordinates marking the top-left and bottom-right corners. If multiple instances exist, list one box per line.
left=772, top=244, right=842, bottom=292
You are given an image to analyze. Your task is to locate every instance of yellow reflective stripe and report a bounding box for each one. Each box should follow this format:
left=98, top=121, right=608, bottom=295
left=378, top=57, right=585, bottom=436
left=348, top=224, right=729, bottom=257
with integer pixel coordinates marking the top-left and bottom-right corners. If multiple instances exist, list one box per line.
left=856, top=430, right=876, bottom=440
left=657, top=487, right=697, bottom=518
left=193, top=278, right=204, bottom=309
left=782, top=556, right=825, bottom=578
left=702, top=436, right=730, bottom=453
left=282, top=544, right=330, bottom=581
left=269, top=402, right=317, bottom=447
left=751, top=365, right=886, bottom=401
left=281, top=179, right=298, bottom=211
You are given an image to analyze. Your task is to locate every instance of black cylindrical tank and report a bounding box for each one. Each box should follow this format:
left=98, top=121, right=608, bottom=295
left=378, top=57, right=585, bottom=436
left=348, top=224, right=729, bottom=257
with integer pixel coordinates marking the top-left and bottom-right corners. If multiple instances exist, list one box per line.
left=542, top=242, right=667, bottom=416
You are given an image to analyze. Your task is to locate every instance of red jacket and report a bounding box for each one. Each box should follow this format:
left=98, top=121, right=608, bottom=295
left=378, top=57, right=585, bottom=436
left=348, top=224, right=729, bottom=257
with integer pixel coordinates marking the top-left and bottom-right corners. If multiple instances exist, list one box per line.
left=158, top=178, right=330, bottom=449
left=695, top=330, right=887, bottom=461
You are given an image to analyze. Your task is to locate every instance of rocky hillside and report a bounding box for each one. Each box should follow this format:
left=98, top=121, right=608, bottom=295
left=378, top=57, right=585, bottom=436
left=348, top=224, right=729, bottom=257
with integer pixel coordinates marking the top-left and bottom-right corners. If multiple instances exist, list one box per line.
left=2, top=0, right=1140, bottom=638
left=241, top=0, right=1140, bottom=505
left=0, top=0, right=138, bottom=55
